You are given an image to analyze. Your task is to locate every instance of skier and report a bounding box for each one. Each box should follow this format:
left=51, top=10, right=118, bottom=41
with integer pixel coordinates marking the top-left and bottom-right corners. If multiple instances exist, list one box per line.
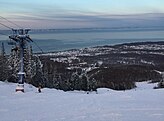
left=38, top=83, right=42, bottom=93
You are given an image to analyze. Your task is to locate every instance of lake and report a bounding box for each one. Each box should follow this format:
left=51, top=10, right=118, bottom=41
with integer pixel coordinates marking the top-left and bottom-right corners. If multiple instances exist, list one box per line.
left=1, top=30, right=164, bottom=54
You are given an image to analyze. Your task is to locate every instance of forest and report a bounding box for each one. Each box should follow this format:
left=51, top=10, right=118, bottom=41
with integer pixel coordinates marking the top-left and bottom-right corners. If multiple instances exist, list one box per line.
left=0, top=41, right=164, bottom=91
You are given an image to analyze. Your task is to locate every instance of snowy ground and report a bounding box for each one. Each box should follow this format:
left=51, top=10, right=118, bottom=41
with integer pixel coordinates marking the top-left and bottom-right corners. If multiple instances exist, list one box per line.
left=0, top=81, right=164, bottom=121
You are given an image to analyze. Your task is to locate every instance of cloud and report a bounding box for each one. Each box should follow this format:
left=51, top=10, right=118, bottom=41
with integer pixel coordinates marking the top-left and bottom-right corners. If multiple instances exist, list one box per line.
left=1, top=3, right=164, bottom=29
left=1, top=0, right=164, bottom=28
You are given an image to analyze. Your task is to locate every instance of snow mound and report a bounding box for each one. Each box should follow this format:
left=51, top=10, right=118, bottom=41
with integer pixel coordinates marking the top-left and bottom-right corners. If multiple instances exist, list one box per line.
left=135, top=81, right=158, bottom=90
left=97, top=88, right=115, bottom=94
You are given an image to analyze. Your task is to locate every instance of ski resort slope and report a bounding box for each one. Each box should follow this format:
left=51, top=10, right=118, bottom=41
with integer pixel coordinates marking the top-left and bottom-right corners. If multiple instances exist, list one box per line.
left=0, top=81, right=164, bottom=121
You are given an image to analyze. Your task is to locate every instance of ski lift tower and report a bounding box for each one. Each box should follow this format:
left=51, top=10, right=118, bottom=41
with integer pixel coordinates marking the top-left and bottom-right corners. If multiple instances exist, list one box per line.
left=9, top=29, right=32, bottom=92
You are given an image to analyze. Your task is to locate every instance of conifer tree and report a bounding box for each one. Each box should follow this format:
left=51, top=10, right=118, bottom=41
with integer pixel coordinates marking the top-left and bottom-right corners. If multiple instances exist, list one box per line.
left=31, top=55, right=46, bottom=87
left=24, top=45, right=35, bottom=83
left=8, top=47, right=19, bottom=78
left=1, top=42, right=5, bottom=57
left=0, top=42, right=9, bottom=81
left=80, top=74, right=88, bottom=91
left=70, top=72, right=79, bottom=90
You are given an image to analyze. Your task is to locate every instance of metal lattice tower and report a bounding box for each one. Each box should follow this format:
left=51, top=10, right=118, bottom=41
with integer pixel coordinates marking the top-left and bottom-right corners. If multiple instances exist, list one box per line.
left=9, top=29, right=32, bottom=92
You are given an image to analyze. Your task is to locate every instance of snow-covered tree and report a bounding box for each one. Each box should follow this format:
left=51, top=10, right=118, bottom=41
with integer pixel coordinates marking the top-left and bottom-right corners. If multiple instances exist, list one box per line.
left=70, top=72, right=79, bottom=90
left=80, top=74, right=88, bottom=91
left=7, top=44, right=42, bottom=84
left=24, top=45, right=36, bottom=83
left=89, top=78, right=97, bottom=91
left=1, top=42, right=5, bottom=57
left=8, top=45, right=19, bottom=81
left=0, top=42, right=9, bottom=81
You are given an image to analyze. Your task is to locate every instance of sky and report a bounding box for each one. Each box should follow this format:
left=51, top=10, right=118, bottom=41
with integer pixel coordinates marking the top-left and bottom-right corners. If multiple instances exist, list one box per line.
left=0, top=0, right=164, bottom=29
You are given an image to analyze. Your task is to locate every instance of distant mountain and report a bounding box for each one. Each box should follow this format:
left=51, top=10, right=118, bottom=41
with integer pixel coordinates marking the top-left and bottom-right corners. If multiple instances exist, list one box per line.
left=30, top=27, right=164, bottom=34
left=1, top=26, right=164, bottom=35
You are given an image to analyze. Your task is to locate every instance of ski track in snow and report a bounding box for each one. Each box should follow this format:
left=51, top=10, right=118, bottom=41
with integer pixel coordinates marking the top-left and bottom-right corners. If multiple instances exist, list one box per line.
left=0, top=81, right=164, bottom=121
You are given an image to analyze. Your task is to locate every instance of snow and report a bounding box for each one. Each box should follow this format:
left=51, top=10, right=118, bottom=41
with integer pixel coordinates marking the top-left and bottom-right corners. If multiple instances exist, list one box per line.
left=0, top=81, right=164, bottom=121
left=18, top=72, right=26, bottom=75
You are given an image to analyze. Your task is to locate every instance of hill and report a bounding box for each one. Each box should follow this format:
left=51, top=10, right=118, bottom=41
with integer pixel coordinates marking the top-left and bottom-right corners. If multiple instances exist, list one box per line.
left=37, top=41, right=164, bottom=90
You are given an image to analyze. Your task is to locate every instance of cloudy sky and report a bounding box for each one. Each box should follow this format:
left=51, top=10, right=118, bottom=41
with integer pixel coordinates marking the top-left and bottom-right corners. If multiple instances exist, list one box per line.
left=0, top=0, right=164, bottom=29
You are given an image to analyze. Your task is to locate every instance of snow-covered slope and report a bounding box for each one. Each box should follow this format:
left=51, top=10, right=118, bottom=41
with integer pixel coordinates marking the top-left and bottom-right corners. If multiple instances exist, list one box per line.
left=0, top=81, right=164, bottom=121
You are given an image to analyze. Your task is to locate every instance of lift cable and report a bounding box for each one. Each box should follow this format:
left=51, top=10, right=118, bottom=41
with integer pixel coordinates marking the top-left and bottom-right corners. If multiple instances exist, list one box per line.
left=32, top=40, right=44, bottom=53
left=0, top=22, right=13, bottom=30
left=0, top=16, right=23, bottom=29
left=0, top=16, right=44, bottom=54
